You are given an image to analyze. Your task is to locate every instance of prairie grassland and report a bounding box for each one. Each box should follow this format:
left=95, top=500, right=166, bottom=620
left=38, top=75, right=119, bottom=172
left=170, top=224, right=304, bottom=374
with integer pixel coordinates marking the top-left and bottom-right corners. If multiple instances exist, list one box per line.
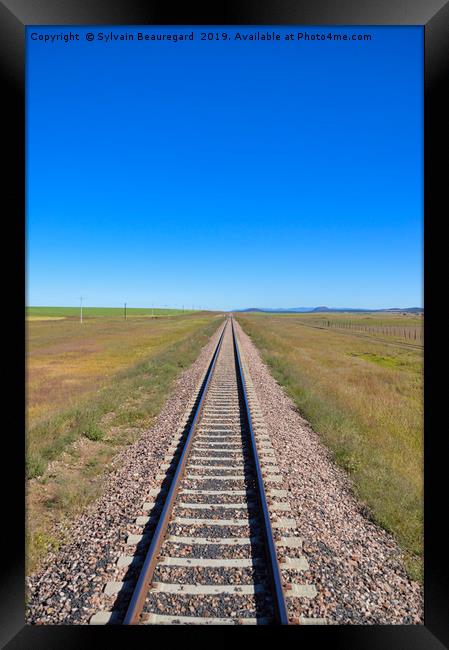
left=236, top=312, right=423, bottom=581
left=290, top=311, right=423, bottom=345
left=26, top=312, right=222, bottom=572
left=27, top=312, right=216, bottom=431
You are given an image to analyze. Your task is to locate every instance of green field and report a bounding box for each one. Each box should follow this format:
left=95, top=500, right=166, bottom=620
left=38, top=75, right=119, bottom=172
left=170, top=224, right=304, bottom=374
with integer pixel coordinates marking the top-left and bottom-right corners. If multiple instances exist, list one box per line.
left=26, top=306, right=195, bottom=319
left=26, top=309, right=223, bottom=572
left=236, top=311, right=423, bottom=581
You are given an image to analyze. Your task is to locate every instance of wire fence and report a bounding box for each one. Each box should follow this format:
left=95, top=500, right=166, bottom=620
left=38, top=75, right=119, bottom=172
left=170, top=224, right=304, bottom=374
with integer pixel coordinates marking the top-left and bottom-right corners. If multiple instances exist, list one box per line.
left=302, top=319, right=424, bottom=343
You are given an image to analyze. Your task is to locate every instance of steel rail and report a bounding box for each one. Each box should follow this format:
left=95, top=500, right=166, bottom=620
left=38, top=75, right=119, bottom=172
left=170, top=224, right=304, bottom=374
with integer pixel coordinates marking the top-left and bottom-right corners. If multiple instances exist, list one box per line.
left=231, top=318, right=290, bottom=625
left=123, top=319, right=228, bottom=625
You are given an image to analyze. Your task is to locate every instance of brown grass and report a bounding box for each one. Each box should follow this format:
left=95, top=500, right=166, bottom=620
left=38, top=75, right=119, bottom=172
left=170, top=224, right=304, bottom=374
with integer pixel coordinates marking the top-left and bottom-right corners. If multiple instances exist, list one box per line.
left=236, top=312, right=423, bottom=581
left=26, top=312, right=222, bottom=572
left=27, top=314, right=217, bottom=428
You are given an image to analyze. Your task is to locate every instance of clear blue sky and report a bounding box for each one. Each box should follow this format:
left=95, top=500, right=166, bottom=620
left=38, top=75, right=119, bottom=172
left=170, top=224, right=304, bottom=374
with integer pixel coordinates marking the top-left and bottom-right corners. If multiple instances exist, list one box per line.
left=26, top=26, right=423, bottom=310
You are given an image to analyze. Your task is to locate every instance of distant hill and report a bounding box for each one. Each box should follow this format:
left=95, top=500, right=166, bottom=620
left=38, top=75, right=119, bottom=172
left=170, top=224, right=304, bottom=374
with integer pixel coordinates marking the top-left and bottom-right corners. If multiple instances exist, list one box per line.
left=237, top=306, right=423, bottom=314
left=383, top=307, right=423, bottom=313
left=238, top=307, right=312, bottom=313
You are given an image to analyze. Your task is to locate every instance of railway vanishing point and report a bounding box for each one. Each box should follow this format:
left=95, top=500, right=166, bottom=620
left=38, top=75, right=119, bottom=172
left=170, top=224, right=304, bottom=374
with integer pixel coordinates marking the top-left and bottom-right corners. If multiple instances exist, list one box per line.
left=91, top=318, right=319, bottom=625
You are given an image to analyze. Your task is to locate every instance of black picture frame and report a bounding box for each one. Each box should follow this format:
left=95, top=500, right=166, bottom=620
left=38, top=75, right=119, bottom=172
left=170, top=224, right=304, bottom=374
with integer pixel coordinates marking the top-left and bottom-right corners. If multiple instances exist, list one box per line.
left=2, top=0, right=447, bottom=647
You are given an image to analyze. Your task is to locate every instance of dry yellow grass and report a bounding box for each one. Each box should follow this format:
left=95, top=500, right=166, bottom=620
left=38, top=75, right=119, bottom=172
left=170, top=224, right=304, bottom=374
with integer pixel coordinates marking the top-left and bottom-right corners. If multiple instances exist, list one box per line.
left=26, top=316, right=66, bottom=321
left=236, top=312, right=423, bottom=581
left=27, top=314, right=216, bottom=428
left=26, top=311, right=222, bottom=572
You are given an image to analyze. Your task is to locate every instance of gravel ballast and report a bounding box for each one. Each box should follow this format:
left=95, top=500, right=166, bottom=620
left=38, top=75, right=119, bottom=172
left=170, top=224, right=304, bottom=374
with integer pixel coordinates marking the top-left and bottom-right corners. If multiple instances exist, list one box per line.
left=234, top=320, right=423, bottom=624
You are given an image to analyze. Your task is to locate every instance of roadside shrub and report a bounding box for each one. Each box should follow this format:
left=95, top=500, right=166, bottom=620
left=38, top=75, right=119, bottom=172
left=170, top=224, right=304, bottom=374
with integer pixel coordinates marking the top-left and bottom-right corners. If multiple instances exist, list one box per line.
left=26, top=453, right=45, bottom=479
left=82, top=422, right=104, bottom=441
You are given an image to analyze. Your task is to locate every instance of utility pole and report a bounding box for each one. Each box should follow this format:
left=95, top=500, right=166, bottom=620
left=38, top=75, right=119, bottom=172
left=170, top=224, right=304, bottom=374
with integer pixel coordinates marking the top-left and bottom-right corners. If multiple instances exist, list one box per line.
left=124, top=302, right=127, bottom=320
left=80, top=296, right=83, bottom=324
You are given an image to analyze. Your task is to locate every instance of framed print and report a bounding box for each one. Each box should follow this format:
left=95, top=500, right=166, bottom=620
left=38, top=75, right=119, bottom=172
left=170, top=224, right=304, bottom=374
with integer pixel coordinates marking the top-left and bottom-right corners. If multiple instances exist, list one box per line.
left=1, top=0, right=447, bottom=648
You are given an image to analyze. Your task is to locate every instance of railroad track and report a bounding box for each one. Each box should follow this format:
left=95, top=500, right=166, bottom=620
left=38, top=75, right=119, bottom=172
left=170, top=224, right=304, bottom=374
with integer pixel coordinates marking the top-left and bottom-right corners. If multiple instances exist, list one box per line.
left=91, top=318, right=319, bottom=625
